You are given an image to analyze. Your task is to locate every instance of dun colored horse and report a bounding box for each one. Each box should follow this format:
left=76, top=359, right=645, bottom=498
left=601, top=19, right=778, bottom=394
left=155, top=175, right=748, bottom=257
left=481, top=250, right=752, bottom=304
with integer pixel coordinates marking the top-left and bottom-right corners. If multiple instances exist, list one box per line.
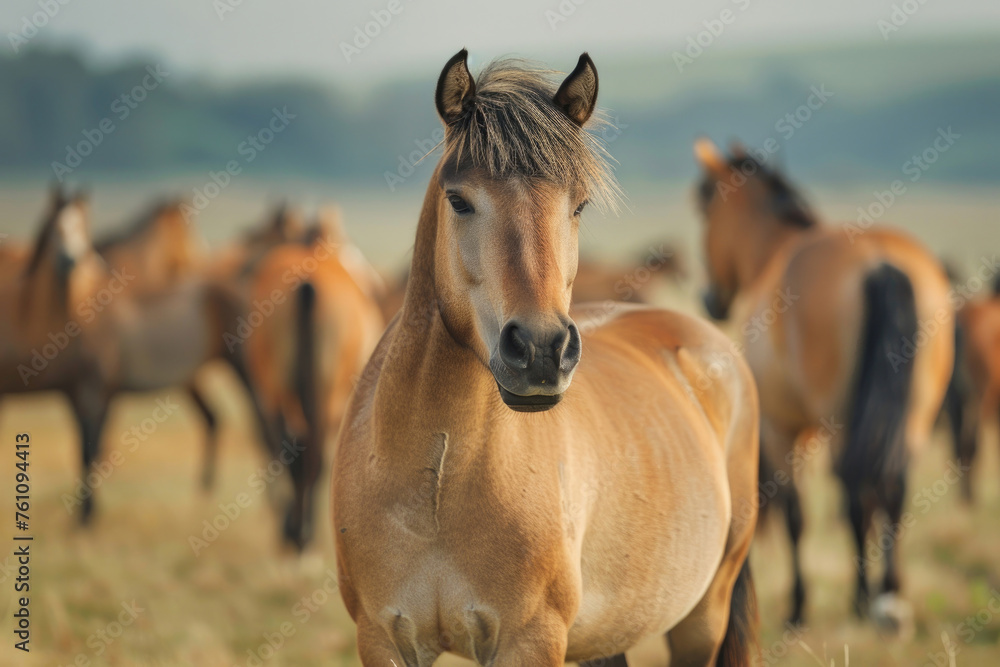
left=245, top=214, right=384, bottom=549
left=333, top=51, right=759, bottom=666
left=946, top=274, right=1000, bottom=500
left=694, top=139, right=954, bottom=630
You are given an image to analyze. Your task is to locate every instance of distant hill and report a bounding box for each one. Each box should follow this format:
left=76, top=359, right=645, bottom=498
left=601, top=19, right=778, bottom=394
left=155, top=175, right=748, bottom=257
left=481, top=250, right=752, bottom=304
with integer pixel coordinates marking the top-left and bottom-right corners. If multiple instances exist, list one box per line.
left=0, top=37, right=997, bottom=190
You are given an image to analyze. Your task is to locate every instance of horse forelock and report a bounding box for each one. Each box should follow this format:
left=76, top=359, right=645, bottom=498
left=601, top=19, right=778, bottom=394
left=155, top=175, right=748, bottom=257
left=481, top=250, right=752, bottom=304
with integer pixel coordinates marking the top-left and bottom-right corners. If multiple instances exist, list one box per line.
left=439, top=59, right=621, bottom=212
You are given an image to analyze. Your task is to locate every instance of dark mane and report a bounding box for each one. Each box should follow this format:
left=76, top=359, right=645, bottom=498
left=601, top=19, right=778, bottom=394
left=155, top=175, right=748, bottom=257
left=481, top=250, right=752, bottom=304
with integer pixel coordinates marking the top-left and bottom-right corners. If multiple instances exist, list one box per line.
left=94, top=199, right=179, bottom=253
left=24, top=199, right=66, bottom=278
left=440, top=59, right=621, bottom=210
left=699, top=154, right=817, bottom=228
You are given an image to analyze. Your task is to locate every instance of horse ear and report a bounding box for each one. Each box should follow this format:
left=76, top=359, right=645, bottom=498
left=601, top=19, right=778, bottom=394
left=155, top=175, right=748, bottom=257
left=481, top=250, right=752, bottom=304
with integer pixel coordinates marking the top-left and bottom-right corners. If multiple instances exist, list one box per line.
left=694, top=138, right=729, bottom=177
left=436, top=49, right=475, bottom=124
left=554, top=53, right=598, bottom=126
left=48, top=182, right=66, bottom=207
left=729, top=141, right=748, bottom=159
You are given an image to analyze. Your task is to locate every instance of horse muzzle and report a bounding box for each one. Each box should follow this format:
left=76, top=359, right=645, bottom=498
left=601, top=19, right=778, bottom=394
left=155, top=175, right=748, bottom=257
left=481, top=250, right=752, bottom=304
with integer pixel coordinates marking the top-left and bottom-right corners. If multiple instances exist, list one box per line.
left=489, top=317, right=581, bottom=412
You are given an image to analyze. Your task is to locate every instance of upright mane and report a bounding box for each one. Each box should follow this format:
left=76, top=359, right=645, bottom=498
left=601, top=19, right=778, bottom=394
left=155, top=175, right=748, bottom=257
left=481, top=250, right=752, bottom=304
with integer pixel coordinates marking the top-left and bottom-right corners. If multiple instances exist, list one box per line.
left=699, top=154, right=817, bottom=228
left=441, top=59, right=621, bottom=211
left=94, top=199, right=180, bottom=253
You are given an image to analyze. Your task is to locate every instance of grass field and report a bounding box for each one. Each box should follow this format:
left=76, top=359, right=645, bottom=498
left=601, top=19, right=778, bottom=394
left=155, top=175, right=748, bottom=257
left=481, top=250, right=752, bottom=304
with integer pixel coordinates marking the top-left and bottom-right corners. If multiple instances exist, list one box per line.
left=0, top=181, right=998, bottom=666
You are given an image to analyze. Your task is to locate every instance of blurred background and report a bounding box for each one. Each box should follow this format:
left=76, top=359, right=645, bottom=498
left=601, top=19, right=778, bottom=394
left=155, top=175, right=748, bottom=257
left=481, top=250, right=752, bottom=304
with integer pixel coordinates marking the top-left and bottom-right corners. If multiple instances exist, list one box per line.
left=0, top=1, right=998, bottom=665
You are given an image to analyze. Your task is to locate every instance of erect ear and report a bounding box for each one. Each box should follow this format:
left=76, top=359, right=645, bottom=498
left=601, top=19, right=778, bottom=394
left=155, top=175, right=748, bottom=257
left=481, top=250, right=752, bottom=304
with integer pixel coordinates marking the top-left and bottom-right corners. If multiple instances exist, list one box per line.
left=693, top=137, right=729, bottom=177
left=436, top=49, right=476, bottom=124
left=554, top=53, right=598, bottom=126
left=729, top=141, right=748, bottom=159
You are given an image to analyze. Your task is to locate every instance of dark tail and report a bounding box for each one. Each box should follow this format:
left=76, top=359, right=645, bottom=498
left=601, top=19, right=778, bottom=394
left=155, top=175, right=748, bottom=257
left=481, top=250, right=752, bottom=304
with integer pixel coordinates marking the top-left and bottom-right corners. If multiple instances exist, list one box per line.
left=838, top=264, right=917, bottom=489
left=283, top=281, right=320, bottom=550
left=294, top=281, right=318, bottom=435
left=993, top=271, right=1000, bottom=297
left=717, top=559, right=758, bottom=667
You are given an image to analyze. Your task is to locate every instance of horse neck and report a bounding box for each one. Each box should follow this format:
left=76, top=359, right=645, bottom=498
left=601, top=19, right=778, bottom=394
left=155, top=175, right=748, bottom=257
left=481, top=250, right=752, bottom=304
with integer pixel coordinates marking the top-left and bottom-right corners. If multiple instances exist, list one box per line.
left=734, top=213, right=813, bottom=290
left=377, top=172, right=491, bottom=423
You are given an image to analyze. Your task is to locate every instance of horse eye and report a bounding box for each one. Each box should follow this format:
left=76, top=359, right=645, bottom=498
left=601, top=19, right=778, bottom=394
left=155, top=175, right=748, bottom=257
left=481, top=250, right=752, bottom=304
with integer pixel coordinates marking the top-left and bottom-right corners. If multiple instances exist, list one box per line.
left=574, top=200, right=589, bottom=216
left=447, top=194, right=473, bottom=215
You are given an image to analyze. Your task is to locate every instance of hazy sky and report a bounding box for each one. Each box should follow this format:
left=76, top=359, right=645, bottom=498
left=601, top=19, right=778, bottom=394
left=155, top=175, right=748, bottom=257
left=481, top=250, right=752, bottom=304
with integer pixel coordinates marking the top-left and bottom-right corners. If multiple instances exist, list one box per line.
left=3, top=0, right=998, bottom=83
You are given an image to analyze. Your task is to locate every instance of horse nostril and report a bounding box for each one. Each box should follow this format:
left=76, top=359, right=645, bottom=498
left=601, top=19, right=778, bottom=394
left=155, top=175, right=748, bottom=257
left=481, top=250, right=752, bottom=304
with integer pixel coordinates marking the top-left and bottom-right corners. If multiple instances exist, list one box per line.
left=499, top=322, right=532, bottom=370
left=561, top=323, right=582, bottom=369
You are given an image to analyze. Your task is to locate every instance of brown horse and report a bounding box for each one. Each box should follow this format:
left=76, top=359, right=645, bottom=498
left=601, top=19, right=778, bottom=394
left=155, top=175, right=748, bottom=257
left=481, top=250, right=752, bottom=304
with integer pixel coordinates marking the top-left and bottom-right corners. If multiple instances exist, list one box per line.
left=95, top=199, right=203, bottom=294
left=694, top=139, right=954, bottom=630
left=0, top=188, right=112, bottom=519
left=333, top=51, right=759, bottom=666
left=94, top=198, right=226, bottom=489
left=244, top=215, right=384, bottom=549
left=946, top=274, right=1000, bottom=500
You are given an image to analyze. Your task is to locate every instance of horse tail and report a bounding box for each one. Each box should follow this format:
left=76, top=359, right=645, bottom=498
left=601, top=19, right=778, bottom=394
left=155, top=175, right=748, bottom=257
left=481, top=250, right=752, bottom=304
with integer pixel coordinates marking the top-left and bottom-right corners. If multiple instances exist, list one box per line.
left=294, top=281, right=319, bottom=443
left=280, top=279, right=322, bottom=550
left=838, top=263, right=917, bottom=491
left=717, top=559, right=758, bottom=667
left=993, top=270, right=1000, bottom=297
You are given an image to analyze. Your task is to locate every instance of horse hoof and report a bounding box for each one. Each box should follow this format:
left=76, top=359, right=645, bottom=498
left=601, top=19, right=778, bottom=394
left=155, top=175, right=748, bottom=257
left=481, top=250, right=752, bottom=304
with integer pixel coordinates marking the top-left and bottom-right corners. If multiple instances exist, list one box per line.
left=871, top=593, right=914, bottom=641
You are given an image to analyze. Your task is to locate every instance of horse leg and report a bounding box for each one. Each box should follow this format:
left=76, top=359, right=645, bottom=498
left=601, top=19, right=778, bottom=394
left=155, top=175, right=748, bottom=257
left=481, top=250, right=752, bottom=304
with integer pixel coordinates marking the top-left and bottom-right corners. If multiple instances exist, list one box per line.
left=187, top=383, right=219, bottom=492
left=760, top=423, right=804, bottom=626
left=282, top=427, right=323, bottom=550
left=846, top=486, right=875, bottom=618
left=781, top=482, right=806, bottom=626
left=491, top=615, right=568, bottom=667
left=872, top=466, right=914, bottom=636
left=354, top=613, right=438, bottom=667
left=69, top=388, right=110, bottom=524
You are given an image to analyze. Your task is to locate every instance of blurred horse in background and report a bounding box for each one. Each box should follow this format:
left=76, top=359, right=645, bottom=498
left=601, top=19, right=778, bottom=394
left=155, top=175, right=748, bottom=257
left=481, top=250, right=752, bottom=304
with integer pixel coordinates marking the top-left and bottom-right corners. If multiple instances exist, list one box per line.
left=572, top=242, right=688, bottom=304
left=946, top=273, right=1000, bottom=500
left=0, top=187, right=112, bottom=519
left=95, top=199, right=203, bottom=293
left=245, top=210, right=384, bottom=549
left=695, top=139, right=954, bottom=632
left=94, top=199, right=229, bottom=490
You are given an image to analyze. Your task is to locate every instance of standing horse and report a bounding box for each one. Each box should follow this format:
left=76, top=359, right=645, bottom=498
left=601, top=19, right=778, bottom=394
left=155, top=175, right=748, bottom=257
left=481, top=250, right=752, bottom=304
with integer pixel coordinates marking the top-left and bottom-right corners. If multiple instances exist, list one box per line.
left=95, top=198, right=225, bottom=489
left=333, top=51, right=759, bottom=666
left=693, top=139, right=954, bottom=629
left=946, top=275, right=1000, bottom=500
left=0, top=188, right=111, bottom=519
left=244, top=216, right=384, bottom=549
